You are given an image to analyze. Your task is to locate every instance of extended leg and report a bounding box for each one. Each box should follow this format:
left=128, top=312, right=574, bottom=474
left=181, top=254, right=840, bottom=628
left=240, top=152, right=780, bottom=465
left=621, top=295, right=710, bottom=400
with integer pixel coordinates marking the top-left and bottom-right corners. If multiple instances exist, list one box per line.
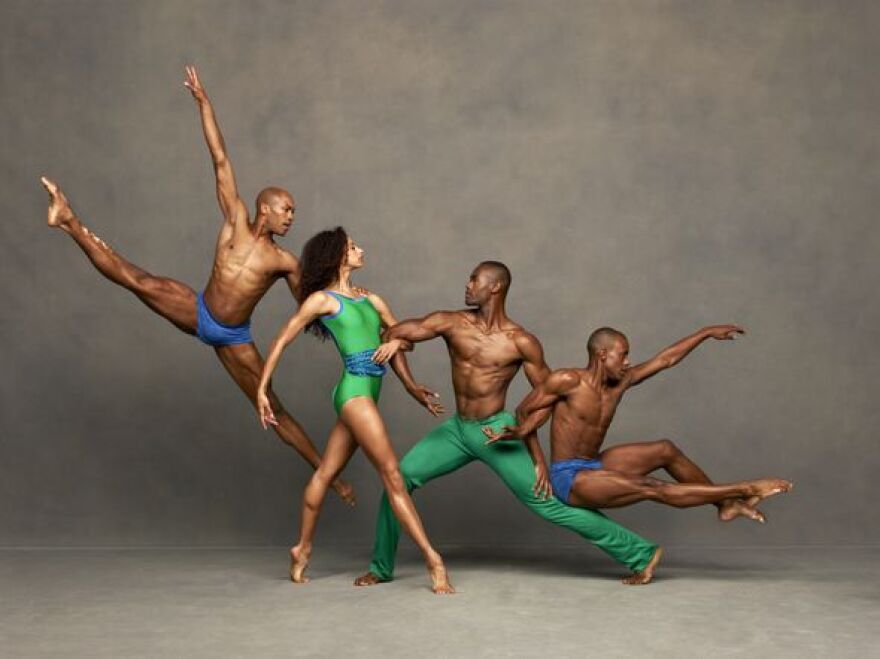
left=214, top=342, right=355, bottom=504
left=466, top=417, right=660, bottom=579
left=355, top=418, right=472, bottom=585
left=340, top=398, right=454, bottom=594
left=42, top=177, right=198, bottom=333
left=600, top=439, right=764, bottom=523
left=569, top=470, right=791, bottom=509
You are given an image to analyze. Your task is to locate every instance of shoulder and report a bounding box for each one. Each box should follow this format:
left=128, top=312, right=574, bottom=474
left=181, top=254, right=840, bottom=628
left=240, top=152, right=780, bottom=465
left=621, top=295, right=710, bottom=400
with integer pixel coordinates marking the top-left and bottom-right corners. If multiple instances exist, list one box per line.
left=273, top=245, right=300, bottom=271
left=302, top=290, right=338, bottom=315
left=511, top=327, right=543, bottom=354
left=547, top=368, right=581, bottom=392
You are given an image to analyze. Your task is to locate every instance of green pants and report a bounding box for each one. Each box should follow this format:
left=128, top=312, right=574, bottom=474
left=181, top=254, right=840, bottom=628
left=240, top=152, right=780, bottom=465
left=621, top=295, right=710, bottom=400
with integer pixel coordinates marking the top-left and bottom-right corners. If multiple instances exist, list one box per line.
left=368, top=411, right=657, bottom=579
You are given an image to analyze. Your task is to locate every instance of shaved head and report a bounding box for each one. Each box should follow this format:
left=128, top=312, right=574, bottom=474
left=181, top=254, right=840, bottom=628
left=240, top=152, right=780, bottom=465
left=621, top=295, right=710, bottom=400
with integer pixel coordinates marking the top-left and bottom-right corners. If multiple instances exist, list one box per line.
left=255, top=186, right=293, bottom=214
left=477, top=260, right=511, bottom=293
left=587, top=327, right=628, bottom=359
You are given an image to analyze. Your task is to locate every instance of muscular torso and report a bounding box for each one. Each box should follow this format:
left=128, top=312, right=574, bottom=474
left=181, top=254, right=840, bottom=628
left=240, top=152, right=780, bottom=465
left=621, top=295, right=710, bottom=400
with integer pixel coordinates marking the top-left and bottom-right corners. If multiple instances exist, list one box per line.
left=443, top=311, right=528, bottom=420
left=550, top=370, right=626, bottom=461
left=202, top=221, right=296, bottom=325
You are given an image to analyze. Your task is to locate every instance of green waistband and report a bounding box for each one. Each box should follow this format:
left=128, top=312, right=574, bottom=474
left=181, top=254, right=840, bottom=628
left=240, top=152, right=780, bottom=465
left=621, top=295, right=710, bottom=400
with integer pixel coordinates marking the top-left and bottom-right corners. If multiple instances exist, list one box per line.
left=455, top=410, right=513, bottom=425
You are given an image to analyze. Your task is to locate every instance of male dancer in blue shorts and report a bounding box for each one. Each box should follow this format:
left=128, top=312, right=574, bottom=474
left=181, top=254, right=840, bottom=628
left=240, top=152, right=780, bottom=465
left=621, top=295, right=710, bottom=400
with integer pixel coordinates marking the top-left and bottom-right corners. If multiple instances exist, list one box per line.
left=40, top=66, right=354, bottom=504
left=355, top=262, right=663, bottom=587
left=485, top=325, right=792, bottom=581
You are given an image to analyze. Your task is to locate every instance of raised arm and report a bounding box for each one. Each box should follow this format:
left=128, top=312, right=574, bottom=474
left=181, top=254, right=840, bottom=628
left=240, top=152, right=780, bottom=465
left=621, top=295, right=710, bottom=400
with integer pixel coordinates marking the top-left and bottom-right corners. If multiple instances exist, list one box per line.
left=626, top=324, right=744, bottom=387
left=183, top=65, right=247, bottom=224
left=255, top=293, right=336, bottom=427
left=368, top=294, right=444, bottom=416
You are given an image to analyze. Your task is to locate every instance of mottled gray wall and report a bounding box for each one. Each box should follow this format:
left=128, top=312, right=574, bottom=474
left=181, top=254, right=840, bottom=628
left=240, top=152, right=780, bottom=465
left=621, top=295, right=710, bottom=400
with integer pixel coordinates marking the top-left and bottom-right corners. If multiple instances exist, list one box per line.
left=1, top=0, right=877, bottom=548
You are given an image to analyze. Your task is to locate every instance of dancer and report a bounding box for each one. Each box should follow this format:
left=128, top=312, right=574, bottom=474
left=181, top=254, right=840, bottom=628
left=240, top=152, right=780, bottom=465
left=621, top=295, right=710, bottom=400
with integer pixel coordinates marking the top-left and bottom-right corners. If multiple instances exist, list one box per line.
left=256, top=228, right=454, bottom=593
left=354, top=262, right=663, bottom=588
left=39, top=65, right=354, bottom=503
left=485, top=326, right=792, bottom=533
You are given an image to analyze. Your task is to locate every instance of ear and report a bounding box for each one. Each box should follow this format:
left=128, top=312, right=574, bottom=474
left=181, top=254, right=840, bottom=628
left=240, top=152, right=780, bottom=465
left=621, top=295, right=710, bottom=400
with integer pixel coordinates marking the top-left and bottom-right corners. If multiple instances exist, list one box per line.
left=259, top=202, right=270, bottom=216
left=598, top=348, right=608, bottom=362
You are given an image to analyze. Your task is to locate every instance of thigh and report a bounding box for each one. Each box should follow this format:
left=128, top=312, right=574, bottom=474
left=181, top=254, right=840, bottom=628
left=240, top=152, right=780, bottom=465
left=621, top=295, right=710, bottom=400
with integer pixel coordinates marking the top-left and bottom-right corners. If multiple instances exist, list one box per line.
left=568, top=469, right=658, bottom=509
left=136, top=276, right=199, bottom=334
left=599, top=440, right=670, bottom=476
left=399, top=419, right=473, bottom=488
left=338, top=397, right=400, bottom=472
left=316, top=420, right=359, bottom=481
left=215, top=342, right=269, bottom=401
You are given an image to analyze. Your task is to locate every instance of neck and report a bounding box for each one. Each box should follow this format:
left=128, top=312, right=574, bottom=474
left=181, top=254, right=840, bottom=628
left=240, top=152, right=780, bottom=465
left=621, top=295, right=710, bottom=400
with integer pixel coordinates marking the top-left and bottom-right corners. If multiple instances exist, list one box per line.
left=585, top=360, right=606, bottom=388
left=253, top=215, right=271, bottom=238
left=333, top=268, right=355, bottom=292
left=475, top=296, right=507, bottom=329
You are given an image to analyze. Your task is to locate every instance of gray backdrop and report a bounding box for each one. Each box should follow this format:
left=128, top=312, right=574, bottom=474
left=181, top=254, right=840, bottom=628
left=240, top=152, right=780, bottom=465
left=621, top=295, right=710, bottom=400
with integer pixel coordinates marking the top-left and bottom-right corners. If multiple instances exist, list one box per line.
left=2, top=0, right=877, bottom=548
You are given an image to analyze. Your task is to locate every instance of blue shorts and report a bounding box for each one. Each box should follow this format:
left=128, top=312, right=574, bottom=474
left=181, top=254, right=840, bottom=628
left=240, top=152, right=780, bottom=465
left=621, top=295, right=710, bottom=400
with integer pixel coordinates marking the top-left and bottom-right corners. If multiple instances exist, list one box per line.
left=196, top=292, right=253, bottom=347
left=550, top=458, right=604, bottom=504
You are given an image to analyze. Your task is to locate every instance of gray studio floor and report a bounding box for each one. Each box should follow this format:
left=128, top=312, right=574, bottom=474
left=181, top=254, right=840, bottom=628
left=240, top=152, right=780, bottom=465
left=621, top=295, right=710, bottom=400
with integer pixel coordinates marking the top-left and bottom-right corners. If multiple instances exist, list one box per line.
left=1, top=545, right=877, bottom=658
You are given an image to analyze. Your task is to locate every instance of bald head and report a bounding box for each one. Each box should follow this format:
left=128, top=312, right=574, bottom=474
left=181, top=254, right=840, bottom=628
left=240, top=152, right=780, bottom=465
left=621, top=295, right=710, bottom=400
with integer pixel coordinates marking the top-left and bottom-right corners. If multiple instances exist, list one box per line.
left=477, top=260, right=511, bottom=294
left=587, top=327, right=628, bottom=360
left=255, top=186, right=293, bottom=215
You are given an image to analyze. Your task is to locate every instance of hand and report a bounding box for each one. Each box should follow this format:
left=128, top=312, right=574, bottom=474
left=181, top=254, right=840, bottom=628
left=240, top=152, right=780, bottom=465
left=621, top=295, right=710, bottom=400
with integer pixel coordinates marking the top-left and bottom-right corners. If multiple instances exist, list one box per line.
left=371, top=339, right=403, bottom=364
left=331, top=479, right=357, bottom=507
left=705, top=324, right=745, bottom=340
left=482, top=425, right=519, bottom=445
left=183, top=65, right=207, bottom=103
left=533, top=461, right=552, bottom=500
left=411, top=385, right=445, bottom=416
left=256, top=389, right=277, bottom=429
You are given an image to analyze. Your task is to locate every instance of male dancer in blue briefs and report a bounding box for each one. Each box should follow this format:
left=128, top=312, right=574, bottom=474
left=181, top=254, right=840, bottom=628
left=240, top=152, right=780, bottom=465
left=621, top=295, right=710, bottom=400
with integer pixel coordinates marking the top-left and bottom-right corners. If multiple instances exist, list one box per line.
left=355, top=262, right=665, bottom=587
left=484, top=325, right=792, bottom=580
left=39, top=66, right=354, bottom=504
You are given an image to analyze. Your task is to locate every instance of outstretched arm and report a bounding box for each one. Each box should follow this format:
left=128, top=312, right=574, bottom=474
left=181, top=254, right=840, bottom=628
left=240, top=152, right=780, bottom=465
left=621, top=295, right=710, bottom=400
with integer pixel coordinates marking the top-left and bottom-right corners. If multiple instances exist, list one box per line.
left=183, top=65, right=247, bottom=224
left=369, top=295, right=445, bottom=416
left=256, top=293, right=336, bottom=427
left=626, top=324, right=744, bottom=387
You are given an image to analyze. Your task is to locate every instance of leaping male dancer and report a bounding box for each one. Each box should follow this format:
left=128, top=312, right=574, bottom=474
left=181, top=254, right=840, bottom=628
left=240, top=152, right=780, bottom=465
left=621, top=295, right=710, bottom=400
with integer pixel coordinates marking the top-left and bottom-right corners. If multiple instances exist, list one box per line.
left=356, top=262, right=663, bottom=587
left=40, top=66, right=354, bottom=504
left=485, top=325, right=792, bottom=581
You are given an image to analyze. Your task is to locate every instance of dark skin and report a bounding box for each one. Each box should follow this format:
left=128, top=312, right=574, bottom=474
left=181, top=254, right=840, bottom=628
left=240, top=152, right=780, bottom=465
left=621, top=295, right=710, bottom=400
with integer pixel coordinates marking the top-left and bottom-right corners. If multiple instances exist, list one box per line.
left=486, top=326, right=792, bottom=522
left=39, top=66, right=354, bottom=504
left=353, top=263, right=554, bottom=587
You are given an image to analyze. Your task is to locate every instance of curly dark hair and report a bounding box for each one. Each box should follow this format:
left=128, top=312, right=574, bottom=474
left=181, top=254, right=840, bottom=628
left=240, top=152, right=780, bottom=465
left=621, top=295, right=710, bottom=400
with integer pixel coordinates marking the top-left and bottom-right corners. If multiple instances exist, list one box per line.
left=299, top=226, right=348, bottom=340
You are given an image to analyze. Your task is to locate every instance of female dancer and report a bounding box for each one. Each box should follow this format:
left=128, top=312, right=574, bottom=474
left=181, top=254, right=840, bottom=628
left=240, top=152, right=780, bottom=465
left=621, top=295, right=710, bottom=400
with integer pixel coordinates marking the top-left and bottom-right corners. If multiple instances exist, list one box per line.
left=256, top=227, right=454, bottom=593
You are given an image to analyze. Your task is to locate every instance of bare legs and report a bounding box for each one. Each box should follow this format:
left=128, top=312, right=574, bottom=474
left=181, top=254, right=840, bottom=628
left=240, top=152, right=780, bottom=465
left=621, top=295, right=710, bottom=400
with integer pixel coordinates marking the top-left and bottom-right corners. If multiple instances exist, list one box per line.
left=601, top=439, right=766, bottom=522
left=290, top=397, right=453, bottom=594
left=568, top=469, right=792, bottom=510
left=41, top=177, right=354, bottom=503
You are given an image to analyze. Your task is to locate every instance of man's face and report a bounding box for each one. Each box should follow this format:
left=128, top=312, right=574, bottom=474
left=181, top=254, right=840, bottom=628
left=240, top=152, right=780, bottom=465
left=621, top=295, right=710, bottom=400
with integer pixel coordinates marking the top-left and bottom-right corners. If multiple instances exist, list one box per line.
left=344, top=237, right=365, bottom=269
left=601, top=337, right=631, bottom=382
left=465, top=267, right=495, bottom=306
left=266, top=194, right=296, bottom=235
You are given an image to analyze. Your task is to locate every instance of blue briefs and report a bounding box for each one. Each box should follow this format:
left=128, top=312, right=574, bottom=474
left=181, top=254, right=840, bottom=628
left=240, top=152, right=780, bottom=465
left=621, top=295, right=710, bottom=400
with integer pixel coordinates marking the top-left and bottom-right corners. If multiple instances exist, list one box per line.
left=550, top=458, right=604, bottom=504
left=196, top=292, right=253, bottom=347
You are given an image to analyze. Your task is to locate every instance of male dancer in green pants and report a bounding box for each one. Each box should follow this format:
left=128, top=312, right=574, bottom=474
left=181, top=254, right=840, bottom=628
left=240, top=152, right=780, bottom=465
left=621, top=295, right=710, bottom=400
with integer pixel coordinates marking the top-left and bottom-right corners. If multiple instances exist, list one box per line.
left=355, top=261, right=662, bottom=586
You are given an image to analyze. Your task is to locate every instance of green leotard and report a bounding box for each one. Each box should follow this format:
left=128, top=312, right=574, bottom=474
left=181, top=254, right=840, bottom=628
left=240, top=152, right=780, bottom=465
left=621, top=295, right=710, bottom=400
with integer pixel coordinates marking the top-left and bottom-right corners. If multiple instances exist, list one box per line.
left=320, top=291, right=386, bottom=414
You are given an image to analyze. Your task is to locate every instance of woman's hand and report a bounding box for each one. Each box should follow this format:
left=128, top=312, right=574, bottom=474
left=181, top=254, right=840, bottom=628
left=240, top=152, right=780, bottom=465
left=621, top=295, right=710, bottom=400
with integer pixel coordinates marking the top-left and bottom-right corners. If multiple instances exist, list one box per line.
left=256, top=388, right=278, bottom=429
left=372, top=338, right=403, bottom=364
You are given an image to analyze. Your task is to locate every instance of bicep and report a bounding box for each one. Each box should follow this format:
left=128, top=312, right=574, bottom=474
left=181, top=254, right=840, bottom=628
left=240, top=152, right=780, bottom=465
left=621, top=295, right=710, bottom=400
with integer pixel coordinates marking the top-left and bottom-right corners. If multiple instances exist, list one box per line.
left=387, top=312, right=452, bottom=342
left=627, top=356, right=669, bottom=386
left=518, top=334, right=551, bottom=386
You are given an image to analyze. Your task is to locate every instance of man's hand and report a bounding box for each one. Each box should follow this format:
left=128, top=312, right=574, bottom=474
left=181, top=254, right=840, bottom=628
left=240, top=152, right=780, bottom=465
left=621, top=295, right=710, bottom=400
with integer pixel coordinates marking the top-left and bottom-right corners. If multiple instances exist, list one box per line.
left=410, top=385, right=445, bottom=417
left=183, top=65, right=207, bottom=103
left=482, top=425, right=520, bottom=445
left=705, top=324, right=745, bottom=340
left=256, top=389, right=278, bottom=429
left=533, top=461, right=552, bottom=500
left=372, top=338, right=404, bottom=365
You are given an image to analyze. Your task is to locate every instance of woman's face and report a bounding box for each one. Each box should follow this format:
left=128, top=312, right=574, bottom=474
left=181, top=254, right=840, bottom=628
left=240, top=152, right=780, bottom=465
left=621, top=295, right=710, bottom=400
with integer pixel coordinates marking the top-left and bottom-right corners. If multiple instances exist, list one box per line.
left=344, top=237, right=365, bottom=269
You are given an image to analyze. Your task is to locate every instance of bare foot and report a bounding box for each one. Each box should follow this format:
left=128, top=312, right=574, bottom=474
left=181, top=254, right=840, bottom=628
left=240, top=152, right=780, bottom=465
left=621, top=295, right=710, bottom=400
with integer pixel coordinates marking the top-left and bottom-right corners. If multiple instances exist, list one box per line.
left=289, top=545, right=311, bottom=584
left=40, top=176, right=76, bottom=229
left=427, top=561, right=455, bottom=594
left=332, top=479, right=357, bottom=507
left=749, top=478, right=793, bottom=501
left=622, top=546, right=663, bottom=586
left=353, top=571, right=387, bottom=587
left=719, top=496, right=766, bottom=524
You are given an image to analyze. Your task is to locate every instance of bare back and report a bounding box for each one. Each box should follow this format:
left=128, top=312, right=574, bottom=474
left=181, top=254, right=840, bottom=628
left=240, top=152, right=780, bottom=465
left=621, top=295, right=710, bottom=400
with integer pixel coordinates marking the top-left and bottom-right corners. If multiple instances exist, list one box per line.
left=549, top=370, right=627, bottom=461
left=442, top=311, right=536, bottom=419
